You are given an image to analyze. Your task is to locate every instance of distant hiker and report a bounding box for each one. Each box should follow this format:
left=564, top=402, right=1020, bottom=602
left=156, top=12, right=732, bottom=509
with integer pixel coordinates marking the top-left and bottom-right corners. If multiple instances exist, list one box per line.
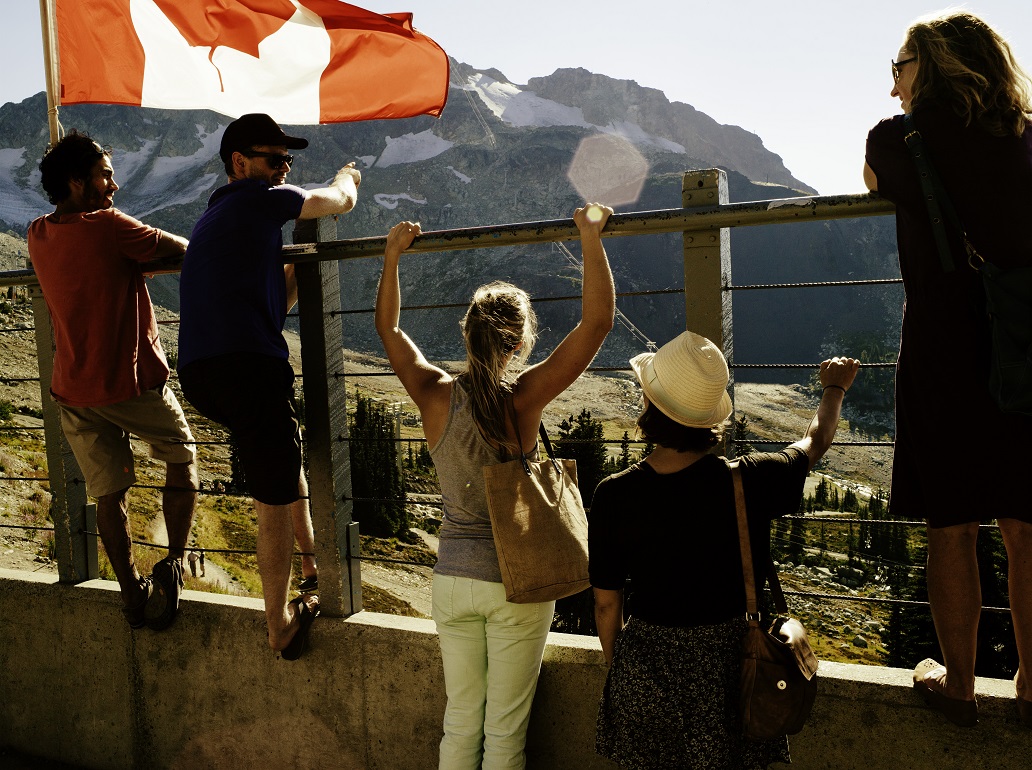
left=188, top=550, right=199, bottom=578
left=199, top=550, right=206, bottom=577
left=177, top=113, right=361, bottom=661
left=28, top=131, right=198, bottom=631
left=589, top=333, right=857, bottom=768
left=865, top=10, right=1032, bottom=728
left=375, top=203, right=616, bottom=768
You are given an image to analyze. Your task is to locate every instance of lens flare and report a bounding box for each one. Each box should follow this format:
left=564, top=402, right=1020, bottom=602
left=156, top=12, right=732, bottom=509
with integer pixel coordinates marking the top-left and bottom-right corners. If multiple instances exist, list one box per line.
left=567, top=134, right=649, bottom=207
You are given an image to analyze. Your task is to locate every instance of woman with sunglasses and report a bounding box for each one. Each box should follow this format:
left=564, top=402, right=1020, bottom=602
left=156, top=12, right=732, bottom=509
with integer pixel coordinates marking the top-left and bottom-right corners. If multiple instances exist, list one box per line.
left=864, top=11, right=1032, bottom=728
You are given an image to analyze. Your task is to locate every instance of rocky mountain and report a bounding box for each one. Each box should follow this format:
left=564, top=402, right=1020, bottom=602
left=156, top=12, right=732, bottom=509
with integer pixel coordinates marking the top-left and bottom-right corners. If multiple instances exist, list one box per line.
left=0, top=60, right=901, bottom=379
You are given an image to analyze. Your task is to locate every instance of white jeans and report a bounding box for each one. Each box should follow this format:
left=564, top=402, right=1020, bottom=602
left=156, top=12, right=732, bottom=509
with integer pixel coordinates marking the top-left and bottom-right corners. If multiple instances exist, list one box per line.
left=432, top=573, right=555, bottom=770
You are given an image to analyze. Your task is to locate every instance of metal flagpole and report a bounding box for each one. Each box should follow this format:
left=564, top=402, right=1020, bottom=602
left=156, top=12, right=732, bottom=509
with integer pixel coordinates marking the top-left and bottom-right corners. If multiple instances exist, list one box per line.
left=38, top=0, right=61, bottom=145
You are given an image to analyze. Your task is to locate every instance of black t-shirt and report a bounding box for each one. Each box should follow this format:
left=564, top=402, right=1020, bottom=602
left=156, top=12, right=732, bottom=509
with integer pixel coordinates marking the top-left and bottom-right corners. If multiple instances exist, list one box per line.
left=588, top=448, right=808, bottom=627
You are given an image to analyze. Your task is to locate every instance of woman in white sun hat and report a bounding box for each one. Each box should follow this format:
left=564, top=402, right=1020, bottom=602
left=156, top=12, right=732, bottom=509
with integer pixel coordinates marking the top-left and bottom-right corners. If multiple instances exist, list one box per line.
left=590, top=330, right=858, bottom=769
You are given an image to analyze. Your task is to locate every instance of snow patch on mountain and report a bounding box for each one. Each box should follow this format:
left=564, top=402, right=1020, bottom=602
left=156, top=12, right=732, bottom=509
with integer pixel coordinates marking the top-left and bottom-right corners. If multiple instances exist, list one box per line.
left=0, top=148, right=52, bottom=227
left=375, top=130, right=454, bottom=168
left=447, top=166, right=471, bottom=184
left=374, top=193, right=428, bottom=210
left=459, top=73, right=687, bottom=154
left=112, top=125, right=221, bottom=218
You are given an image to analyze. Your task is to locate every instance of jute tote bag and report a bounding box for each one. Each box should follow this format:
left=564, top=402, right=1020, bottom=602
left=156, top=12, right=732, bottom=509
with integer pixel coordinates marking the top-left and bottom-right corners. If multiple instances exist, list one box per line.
left=483, top=403, right=590, bottom=603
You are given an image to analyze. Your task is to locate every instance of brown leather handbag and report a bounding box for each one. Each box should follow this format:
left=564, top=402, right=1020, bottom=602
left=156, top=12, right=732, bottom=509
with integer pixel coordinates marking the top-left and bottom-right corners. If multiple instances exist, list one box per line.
left=731, top=462, right=818, bottom=740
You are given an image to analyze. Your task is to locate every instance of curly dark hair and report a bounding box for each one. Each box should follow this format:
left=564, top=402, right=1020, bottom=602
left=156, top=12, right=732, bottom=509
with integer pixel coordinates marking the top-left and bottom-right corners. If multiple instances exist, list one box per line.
left=637, top=402, right=726, bottom=453
left=38, top=131, right=108, bottom=205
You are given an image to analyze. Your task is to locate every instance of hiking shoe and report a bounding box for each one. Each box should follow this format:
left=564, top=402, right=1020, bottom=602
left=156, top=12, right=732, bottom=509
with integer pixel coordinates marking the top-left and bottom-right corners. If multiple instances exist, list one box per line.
left=297, top=574, right=319, bottom=594
left=146, top=557, right=184, bottom=631
left=122, top=577, right=153, bottom=630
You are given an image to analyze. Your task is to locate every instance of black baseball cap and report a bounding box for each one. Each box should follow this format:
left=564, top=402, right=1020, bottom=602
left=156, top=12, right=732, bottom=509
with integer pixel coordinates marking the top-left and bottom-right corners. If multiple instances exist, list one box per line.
left=219, top=113, right=309, bottom=163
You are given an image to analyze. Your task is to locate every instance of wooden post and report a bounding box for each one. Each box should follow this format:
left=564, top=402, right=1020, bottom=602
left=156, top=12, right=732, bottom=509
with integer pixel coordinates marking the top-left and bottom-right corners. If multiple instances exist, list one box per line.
left=29, top=284, right=94, bottom=583
left=293, top=217, right=360, bottom=617
left=682, top=169, right=736, bottom=454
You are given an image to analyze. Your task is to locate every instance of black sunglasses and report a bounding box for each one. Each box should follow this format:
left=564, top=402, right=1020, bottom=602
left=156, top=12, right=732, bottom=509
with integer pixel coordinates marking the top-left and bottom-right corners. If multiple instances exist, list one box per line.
left=891, top=57, right=916, bottom=82
left=244, top=151, right=294, bottom=167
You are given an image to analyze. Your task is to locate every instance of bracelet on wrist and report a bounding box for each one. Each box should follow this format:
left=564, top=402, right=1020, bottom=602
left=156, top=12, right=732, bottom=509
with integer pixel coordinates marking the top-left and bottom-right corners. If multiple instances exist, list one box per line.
left=823, top=385, right=846, bottom=395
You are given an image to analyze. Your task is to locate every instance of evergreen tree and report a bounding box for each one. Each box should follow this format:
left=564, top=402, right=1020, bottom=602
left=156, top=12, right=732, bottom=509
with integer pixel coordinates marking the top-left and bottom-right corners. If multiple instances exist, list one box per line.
left=349, top=392, right=408, bottom=538
left=975, top=525, right=1018, bottom=678
left=554, top=409, right=607, bottom=506
left=883, top=536, right=937, bottom=668
left=733, top=415, right=755, bottom=457
left=787, top=514, right=807, bottom=564
left=618, top=431, right=632, bottom=472
left=814, top=478, right=830, bottom=510
left=552, top=409, right=608, bottom=636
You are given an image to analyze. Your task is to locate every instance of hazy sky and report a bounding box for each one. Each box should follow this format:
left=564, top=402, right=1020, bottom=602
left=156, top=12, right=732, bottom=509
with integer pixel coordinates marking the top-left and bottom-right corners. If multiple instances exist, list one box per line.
left=5, top=2, right=1031, bottom=195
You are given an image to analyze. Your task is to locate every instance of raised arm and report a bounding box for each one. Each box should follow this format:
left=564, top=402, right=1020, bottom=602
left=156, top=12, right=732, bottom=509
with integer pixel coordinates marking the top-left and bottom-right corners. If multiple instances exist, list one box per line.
left=514, top=203, right=616, bottom=415
left=789, top=357, right=860, bottom=470
left=299, top=163, right=361, bottom=220
left=374, top=221, right=451, bottom=430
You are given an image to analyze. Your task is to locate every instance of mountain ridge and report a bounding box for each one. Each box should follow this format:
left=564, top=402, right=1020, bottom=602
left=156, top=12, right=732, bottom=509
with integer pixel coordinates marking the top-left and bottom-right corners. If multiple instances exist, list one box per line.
left=0, top=60, right=900, bottom=379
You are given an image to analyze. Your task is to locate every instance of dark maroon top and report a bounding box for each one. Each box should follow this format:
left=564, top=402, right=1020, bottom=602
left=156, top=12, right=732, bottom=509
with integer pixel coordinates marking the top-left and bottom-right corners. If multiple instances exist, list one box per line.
left=866, top=102, right=1032, bottom=525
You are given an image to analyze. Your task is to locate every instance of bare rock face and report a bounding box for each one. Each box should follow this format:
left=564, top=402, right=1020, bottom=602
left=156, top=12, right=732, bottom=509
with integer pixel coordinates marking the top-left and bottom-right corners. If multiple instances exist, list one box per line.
left=525, top=68, right=814, bottom=193
left=0, top=60, right=899, bottom=378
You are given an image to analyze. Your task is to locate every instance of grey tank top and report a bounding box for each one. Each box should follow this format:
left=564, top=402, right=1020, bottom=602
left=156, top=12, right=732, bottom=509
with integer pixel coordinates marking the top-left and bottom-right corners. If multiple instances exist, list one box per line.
left=430, top=377, right=517, bottom=582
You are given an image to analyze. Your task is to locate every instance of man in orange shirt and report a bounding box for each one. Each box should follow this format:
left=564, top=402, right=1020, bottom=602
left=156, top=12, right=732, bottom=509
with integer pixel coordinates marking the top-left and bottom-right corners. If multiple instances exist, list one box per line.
left=28, top=131, right=198, bottom=631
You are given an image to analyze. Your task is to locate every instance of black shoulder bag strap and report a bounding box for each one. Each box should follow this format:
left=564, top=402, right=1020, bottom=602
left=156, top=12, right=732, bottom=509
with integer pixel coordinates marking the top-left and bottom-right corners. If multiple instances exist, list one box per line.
left=902, top=112, right=985, bottom=273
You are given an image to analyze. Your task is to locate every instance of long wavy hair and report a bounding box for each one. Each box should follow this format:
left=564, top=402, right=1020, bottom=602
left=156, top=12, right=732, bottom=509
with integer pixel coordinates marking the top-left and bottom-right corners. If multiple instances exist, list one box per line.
left=905, top=11, right=1032, bottom=137
left=459, top=281, right=537, bottom=450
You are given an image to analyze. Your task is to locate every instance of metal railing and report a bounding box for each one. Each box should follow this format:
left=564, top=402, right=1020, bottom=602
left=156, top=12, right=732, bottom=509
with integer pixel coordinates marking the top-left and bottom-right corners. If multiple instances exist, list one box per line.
left=5, top=173, right=966, bottom=640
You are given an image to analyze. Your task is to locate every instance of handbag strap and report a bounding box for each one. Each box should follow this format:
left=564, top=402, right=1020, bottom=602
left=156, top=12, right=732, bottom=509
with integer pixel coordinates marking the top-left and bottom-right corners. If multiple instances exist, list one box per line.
left=505, top=394, right=560, bottom=475
left=902, top=113, right=985, bottom=273
left=731, top=461, right=788, bottom=619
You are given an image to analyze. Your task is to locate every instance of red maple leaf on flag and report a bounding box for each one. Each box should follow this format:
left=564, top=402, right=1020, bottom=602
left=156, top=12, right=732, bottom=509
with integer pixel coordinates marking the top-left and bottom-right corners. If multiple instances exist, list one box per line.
left=154, top=0, right=300, bottom=90
left=154, top=0, right=296, bottom=59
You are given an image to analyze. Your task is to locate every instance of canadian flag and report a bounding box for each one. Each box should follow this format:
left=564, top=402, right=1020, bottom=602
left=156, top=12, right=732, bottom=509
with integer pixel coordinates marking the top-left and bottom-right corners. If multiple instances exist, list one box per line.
left=55, top=0, right=449, bottom=124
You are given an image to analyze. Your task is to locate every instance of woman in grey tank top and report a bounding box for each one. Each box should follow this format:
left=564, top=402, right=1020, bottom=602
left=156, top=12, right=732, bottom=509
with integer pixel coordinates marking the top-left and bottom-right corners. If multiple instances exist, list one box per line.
left=375, top=203, right=616, bottom=769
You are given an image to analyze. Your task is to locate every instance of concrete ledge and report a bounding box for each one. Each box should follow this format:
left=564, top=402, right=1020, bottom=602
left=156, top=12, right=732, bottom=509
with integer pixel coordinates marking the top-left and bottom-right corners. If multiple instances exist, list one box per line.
left=1, top=569, right=1029, bottom=768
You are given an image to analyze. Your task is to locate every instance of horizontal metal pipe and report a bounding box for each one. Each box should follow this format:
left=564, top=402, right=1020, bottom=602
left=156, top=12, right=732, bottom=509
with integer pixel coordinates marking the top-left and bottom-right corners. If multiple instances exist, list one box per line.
left=0, top=192, right=895, bottom=285
left=283, top=192, right=895, bottom=264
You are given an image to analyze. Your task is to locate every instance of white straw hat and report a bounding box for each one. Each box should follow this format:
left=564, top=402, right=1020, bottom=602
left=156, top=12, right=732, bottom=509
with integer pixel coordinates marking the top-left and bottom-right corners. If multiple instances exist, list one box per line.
left=629, top=331, right=733, bottom=428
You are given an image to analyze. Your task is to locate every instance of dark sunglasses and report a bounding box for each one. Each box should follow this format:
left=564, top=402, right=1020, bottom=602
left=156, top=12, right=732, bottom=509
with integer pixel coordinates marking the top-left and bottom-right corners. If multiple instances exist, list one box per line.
left=244, top=151, right=294, bottom=167
left=891, top=57, right=916, bottom=82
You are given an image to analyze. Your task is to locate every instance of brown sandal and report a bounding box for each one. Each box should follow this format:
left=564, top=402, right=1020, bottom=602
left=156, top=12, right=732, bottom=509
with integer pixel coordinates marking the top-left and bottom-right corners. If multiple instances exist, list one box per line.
left=121, top=577, right=153, bottom=629
left=1016, top=672, right=1032, bottom=728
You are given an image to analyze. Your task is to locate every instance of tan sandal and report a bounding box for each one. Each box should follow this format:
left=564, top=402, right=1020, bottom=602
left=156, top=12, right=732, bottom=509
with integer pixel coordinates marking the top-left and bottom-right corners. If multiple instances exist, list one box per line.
left=913, top=659, right=978, bottom=727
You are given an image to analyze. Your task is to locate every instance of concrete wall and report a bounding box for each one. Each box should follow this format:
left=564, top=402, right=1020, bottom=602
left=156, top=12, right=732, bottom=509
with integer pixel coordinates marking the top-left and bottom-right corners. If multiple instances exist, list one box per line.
left=1, top=568, right=1029, bottom=769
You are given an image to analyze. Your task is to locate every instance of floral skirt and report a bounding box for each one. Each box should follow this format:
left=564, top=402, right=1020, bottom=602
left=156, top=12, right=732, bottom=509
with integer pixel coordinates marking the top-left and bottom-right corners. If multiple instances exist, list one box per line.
left=596, top=617, right=790, bottom=770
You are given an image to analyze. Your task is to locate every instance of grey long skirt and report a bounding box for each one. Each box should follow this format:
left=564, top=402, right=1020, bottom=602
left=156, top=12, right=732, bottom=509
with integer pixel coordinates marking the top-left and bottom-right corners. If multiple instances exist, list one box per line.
left=596, top=616, right=791, bottom=770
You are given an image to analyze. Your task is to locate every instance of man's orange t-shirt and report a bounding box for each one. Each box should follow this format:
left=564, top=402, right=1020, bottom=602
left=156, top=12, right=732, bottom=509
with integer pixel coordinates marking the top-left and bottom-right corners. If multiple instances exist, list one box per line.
left=28, top=208, right=169, bottom=407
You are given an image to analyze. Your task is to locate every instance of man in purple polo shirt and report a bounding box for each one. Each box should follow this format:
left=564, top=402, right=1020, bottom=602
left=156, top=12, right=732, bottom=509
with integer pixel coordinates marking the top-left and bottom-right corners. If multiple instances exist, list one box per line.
left=177, top=113, right=361, bottom=660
